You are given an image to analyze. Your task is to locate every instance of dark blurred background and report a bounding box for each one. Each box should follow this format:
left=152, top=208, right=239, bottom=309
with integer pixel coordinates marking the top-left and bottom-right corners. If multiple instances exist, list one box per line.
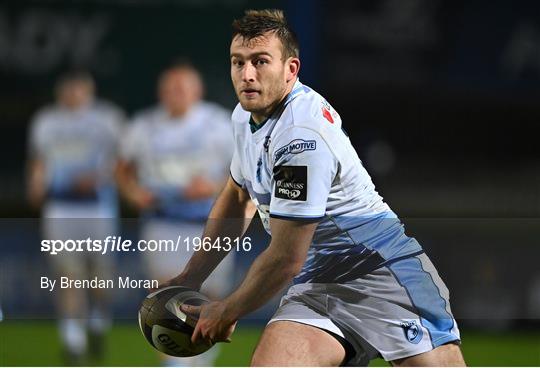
left=1, top=0, right=539, bottom=216
left=0, top=0, right=539, bottom=365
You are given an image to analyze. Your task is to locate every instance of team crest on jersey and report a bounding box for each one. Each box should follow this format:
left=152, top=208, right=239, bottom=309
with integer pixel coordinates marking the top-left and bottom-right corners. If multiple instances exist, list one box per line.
left=400, top=321, right=423, bottom=344
left=273, top=165, right=307, bottom=201
left=321, top=99, right=339, bottom=124
left=274, top=139, right=316, bottom=162
left=321, top=99, right=335, bottom=124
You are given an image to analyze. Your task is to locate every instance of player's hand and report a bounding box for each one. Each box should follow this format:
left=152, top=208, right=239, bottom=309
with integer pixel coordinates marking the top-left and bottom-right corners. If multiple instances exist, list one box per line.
left=181, top=301, right=237, bottom=345
left=27, top=186, right=45, bottom=209
left=129, top=188, right=156, bottom=210
left=183, top=176, right=217, bottom=200
left=73, top=174, right=98, bottom=195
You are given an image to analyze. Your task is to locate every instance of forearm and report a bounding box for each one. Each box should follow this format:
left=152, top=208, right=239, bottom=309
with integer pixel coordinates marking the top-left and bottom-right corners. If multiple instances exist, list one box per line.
left=220, top=218, right=317, bottom=321
left=115, top=162, right=145, bottom=201
left=222, top=243, right=299, bottom=320
left=27, top=159, right=46, bottom=208
left=179, top=179, right=255, bottom=286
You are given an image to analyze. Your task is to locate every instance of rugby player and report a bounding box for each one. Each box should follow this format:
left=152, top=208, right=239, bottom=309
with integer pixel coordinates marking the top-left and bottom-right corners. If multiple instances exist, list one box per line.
left=160, top=10, right=466, bottom=366
left=116, top=61, right=236, bottom=366
left=27, top=70, right=124, bottom=364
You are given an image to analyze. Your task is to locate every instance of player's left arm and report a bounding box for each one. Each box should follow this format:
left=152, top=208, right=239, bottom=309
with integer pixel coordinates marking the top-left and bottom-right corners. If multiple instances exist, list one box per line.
left=226, top=216, right=316, bottom=314
left=185, top=216, right=317, bottom=345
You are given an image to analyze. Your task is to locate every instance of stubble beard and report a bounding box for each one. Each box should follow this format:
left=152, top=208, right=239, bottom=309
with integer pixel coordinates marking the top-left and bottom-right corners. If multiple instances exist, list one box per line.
left=236, top=78, right=288, bottom=118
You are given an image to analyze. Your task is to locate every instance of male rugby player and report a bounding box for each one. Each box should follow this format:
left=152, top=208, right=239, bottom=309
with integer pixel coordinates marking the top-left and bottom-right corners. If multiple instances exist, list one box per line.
left=27, top=70, right=124, bottom=364
left=160, top=10, right=466, bottom=366
left=117, top=61, right=235, bottom=366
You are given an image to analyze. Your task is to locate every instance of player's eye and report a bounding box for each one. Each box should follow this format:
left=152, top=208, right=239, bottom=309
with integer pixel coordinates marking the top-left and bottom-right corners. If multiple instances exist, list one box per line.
left=232, top=59, right=244, bottom=68
left=254, top=59, right=268, bottom=67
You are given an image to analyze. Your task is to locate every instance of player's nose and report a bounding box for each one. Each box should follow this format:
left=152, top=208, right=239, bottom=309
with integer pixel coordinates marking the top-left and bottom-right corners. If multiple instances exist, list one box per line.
left=241, top=63, right=256, bottom=83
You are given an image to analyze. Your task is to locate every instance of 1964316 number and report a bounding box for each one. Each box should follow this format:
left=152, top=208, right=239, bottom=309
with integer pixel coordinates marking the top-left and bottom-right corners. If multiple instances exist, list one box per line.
left=184, top=236, right=252, bottom=252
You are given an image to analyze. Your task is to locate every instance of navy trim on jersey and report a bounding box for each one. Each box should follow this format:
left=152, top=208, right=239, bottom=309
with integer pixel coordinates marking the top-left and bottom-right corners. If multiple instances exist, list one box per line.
left=47, top=191, right=99, bottom=202
left=269, top=212, right=324, bottom=221
left=303, top=249, right=386, bottom=284
left=249, top=82, right=306, bottom=134
left=381, top=250, right=425, bottom=267
left=229, top=172, right=243, bottom=188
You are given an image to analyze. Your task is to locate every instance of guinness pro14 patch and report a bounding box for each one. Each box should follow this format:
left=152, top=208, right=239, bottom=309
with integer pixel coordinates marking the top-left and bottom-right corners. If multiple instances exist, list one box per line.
left=273, top=165, right=307, bottom=201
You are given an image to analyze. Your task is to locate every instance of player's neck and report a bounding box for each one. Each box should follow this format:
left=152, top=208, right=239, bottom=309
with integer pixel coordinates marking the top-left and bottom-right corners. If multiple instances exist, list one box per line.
left=167, top=104, right=193, bottom=120
left=60, top=98, right=93, bottom=112
left=251, top=80, right=296, bottom=124
left=250, top=113, right=266, bottom=125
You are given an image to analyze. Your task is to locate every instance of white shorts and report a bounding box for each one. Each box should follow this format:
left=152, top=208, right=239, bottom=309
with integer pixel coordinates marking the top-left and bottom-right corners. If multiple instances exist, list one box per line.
left=269, top=253, right=460, bottom=365
left=43, top=201, right=116, bottom=280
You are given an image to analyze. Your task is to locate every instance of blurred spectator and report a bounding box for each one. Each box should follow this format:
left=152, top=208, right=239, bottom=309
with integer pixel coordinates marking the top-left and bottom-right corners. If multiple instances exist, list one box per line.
left=116, top=60, right=235, bottom=367
left=26, top=70, right=124, bottom=365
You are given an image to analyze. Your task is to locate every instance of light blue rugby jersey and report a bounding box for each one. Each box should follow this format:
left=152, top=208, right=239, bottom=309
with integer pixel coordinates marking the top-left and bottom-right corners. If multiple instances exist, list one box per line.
left=230, top=80, right=423, bottom=284
left=121, top=102, right=234, bottom=221
left=29, top=100, right=124, bottom=210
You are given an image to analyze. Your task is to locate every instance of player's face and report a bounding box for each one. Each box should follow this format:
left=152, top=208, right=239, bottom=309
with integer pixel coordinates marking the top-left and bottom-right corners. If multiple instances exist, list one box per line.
left=230, top=33, right=299, bottom=121
left=57, top=80, right=94, bottom=110
left=159, top=68, right=202, bottom=118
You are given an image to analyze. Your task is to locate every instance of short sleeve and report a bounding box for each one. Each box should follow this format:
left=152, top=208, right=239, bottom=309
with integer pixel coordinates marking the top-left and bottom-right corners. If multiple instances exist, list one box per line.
left=119, top=120, right=144, bottom=162
left=108, top=110, right=126, bottom=144
left=269, top=126, right=338, bottom=220
left=104, top=111, right=126, bottom=157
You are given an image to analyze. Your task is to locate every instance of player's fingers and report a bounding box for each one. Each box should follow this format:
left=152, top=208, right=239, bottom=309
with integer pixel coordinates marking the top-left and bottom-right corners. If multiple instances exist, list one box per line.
left=181, top=303, right=201, bottom=317
left=210, top=334, right=231, bottom=343
left=220, top=325, right=235, bottom=343
left=191, top=323, right=202, bottom=344
left=192, top=324, right=212, bottom=346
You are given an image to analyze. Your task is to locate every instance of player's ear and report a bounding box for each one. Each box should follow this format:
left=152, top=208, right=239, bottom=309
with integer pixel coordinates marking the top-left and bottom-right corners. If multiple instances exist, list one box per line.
left=286, top=57, right=300, bottom=82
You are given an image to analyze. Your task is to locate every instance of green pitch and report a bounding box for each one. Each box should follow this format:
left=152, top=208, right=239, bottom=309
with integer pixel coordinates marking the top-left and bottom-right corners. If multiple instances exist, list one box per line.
left=0, top=321, right=538, bottom=366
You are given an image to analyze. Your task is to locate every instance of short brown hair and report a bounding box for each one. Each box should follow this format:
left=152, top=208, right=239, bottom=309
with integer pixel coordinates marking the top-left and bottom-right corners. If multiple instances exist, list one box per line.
left=232, top=9, right=299, bottom=59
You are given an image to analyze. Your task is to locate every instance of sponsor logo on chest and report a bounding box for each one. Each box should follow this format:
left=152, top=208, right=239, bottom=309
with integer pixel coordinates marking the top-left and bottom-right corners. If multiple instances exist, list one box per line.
left=274, top=139, right=316, bottom=162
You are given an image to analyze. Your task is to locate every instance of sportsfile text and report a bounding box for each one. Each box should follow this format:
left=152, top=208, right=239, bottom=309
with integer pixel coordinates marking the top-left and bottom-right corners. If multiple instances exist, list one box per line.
left=42, top=236, right=133, bottom=255
left=41, top=236, right=253, bottom=255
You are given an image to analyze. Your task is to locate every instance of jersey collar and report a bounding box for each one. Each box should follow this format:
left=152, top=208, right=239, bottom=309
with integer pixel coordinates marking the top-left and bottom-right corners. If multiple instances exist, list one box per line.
left=249, top=115, right=267, bottom=133
left=249, top=79, right=306, bottom=135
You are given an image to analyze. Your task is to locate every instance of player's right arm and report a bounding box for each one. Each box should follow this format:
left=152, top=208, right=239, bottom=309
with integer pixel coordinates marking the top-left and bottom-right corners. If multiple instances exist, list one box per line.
left=26, top=158, right=46, bottom=209
left=115, top=119, right=156, bottom=210
left=157, top=176, right=255, bottom=290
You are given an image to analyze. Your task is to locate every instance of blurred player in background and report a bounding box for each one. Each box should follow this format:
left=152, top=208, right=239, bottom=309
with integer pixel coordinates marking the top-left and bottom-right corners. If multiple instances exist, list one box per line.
left=161, top=9, right=466, bottom=366
left=116, top=61, right=236, bottom=366
left=27, top=70, right=124, bottom=365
